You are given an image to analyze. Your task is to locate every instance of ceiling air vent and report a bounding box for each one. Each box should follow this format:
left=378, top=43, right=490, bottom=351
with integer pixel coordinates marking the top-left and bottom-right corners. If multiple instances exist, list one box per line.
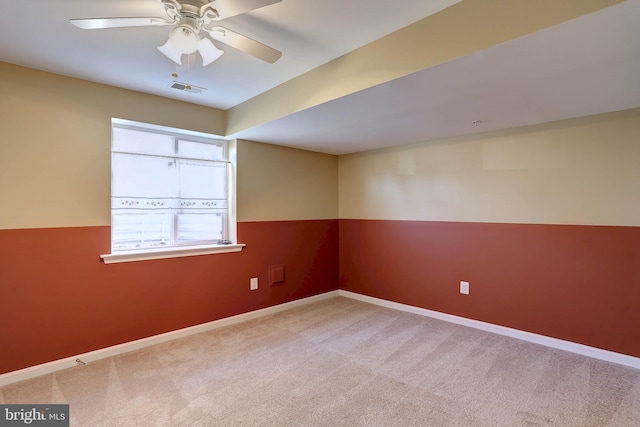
left=169, top=81, right=206, bottom=94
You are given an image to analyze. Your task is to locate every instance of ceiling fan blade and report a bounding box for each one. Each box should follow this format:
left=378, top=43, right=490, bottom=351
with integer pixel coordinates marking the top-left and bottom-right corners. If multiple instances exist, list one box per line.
left=206, top=26, right=281, bottom=63
left=202, top=0, right=282, bottom=21
left=70, top=17, right=173, bottom=30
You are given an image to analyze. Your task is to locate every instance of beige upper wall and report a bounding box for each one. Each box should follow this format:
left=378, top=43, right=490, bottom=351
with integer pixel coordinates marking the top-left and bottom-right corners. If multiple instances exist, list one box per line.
left=0, top=62, right=337, bottom=229
left=227, top=0, right=624, bottom=136
left=4, top=60, right=637, bottom=229
left=339, top=109, right=640, bottom=226
left=236, top=140, right=338, bottom=222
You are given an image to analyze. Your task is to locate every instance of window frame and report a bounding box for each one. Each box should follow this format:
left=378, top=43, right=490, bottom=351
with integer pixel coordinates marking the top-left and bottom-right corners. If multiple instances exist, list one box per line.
left=100, top=118, right=243, bottom=264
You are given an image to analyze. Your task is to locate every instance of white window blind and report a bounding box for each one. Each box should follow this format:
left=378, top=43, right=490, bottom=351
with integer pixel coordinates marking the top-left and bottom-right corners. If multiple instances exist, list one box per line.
left=110, top=123, right=230, bottom=252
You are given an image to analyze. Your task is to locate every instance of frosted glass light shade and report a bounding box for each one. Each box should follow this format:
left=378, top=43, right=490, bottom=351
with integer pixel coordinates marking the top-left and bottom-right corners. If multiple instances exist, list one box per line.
left=198, top=38, right=224, bottom=66
left=170, top=26, right=199, bottom=54
left=157, top=39, right=183, bottom=65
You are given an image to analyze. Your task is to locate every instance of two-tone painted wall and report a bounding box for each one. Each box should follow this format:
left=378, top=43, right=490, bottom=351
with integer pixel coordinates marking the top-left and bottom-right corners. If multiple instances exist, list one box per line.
left=339, top=109, right=640, bottom=358
left=2, top=60, right=639, bottom=375
left=0, top=63, right=339, bottom=374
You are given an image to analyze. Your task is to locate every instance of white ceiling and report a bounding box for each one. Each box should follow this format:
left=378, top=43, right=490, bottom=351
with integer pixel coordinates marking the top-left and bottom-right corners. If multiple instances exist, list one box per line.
left=1, top=0, right=639, bottom=154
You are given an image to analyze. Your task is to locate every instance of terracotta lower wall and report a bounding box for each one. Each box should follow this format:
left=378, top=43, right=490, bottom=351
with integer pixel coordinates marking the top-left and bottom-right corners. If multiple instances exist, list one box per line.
left=339, top=219, right=640, bottom=358
left=4, top=217, right=637, bottom=374
left=0, top=220, right=339, bottom=375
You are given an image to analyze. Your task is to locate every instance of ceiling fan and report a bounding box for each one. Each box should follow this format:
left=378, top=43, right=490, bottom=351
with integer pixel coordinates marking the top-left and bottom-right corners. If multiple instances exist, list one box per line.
left=70, top=0, right=283, bottom=66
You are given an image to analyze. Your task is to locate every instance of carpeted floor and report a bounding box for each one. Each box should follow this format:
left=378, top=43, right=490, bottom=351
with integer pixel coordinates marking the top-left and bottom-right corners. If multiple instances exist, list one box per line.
left=1, top=297, right=639, bottom=426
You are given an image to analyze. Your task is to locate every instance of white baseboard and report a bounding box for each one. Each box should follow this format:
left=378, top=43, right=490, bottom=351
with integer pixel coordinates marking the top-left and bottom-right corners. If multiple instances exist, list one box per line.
left=3, top=289, right=636, bottom=388
left=0, top=291, right=340, bottom=387
left=339, top=290, right=640, bottom=370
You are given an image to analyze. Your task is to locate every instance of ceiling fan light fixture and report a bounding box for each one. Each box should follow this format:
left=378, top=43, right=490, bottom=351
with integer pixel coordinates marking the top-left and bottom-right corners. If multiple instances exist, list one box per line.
left=159, top=22, right=224, bottom=67
left=198, top=37, right=224, bottom=66
left=169, top=25, right=200, bottom=54
left=158, top=23, right=201, bottom=65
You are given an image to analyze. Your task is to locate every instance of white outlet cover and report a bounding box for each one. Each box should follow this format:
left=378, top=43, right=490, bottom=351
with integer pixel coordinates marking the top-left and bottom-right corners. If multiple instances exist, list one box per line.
left=460, top=281, right=470, bottom=295
left=250, top=278, right=258, bottom=290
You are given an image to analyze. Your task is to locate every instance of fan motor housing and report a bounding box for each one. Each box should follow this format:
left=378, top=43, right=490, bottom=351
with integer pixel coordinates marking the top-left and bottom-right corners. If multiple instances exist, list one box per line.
left=176, top=0, right=210, bottom=7
left=177, top=16, right=201, bottom=30
left=163, top=0, right=214, bottom=18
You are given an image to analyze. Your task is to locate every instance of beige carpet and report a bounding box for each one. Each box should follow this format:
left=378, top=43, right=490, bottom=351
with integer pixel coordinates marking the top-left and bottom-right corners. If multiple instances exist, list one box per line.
left=2, top=297, right=639, bottom=426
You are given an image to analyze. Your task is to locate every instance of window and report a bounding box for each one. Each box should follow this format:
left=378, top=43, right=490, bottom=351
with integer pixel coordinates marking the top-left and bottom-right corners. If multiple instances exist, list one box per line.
left=101, top=119, right=243, bottom=264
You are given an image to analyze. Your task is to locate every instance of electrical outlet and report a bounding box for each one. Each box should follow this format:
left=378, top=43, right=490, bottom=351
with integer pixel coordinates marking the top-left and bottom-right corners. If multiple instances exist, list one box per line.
left=460, top=281, right=470, bottom=295
left=250, top=277, right=258, bottom=291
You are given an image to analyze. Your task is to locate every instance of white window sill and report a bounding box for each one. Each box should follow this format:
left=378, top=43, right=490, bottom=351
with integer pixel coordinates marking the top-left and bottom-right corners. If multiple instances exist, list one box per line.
left=100, top=243, right=245, bottom=264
